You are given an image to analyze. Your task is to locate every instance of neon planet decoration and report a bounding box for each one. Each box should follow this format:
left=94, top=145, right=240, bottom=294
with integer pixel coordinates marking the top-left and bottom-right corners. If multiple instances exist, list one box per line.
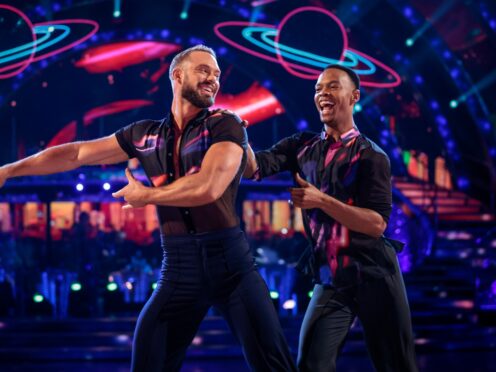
left=75, top=41, right=181, bottom=73
left=0, top=4, right=98, bottom=79
left=214, top=6, right=401, bottom=88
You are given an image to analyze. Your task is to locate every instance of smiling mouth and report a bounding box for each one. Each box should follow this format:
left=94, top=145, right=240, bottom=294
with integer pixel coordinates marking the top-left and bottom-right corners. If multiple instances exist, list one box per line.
left=319, top=100, right=335, bottom=114
left=199, top=84, right=215, bottom=95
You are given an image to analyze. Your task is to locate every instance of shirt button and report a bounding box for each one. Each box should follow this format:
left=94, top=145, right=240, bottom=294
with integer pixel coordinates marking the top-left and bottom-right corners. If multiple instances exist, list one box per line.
left=184, top=210, right=189, bottom=215
left=169, top=173, right=173, bottom=177
left=168, top=153, right=172, bottom=156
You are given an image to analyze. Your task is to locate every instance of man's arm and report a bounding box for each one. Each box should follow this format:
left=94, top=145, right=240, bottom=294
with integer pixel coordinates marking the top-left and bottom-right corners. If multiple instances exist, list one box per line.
left=290, top=174, right=387, bottom=238
left=243, top=143, right=258, bottom=178
left=112, top=141, right=243, bottom=208
left=0, top=135, right=128, bottom=188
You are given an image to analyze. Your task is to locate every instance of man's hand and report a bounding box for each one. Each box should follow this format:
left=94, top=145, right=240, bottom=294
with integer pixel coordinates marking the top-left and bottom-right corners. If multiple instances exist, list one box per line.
left=0, top=167, right=8, bottom=188
left=289, top=173, right=324, bottom=209
left=112, top=168, right=149, bottom=209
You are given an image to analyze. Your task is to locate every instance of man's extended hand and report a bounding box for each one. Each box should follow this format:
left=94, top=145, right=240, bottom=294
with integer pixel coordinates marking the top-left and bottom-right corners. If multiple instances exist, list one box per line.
left=112, top=168, right=148, bottom=209
left=0, top=167, right=9, bottom=189
left=289, top=173, right=324, bottom=209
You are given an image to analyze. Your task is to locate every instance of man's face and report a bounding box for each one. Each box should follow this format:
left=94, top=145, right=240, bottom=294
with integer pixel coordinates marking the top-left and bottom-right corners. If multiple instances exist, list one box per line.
left=314, top=68, right=359, bottom=127
left=180, top=51, right=221, bottom=108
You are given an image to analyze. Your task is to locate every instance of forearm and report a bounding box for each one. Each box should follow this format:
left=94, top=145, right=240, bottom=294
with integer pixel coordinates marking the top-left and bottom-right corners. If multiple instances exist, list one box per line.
left=317, top=194, right=387, bottom=238
left=142, top=173, right=219, bottom=207
left=1, top=143, right=82, bottom=179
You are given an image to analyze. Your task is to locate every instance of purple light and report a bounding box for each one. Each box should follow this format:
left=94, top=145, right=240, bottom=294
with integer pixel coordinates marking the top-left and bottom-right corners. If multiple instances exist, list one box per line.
left=490, top=20, right=496, bottom=30
left=103, top=182, right=111, bottom=191
left=238, top=8, right=250, bottom=18
left=443, top=50, right=452, bottom=59
left=457, top=177, right=470, bottom=190
left=489, top=148, right=496, bottom=157
left=160, top=29, right=170, bottom=38
left=262, top=80, right=272, bottom=88
left=403, top=7, right=413, bottom=18
left=450, top=68, right=460, bottom=79
left=381, top=129, right=389, bottom=137
left=218, top=46, right=227, bottom=55
left=351, top=5, right=359, bottom=13
left=430, top=100, right=439, bottom=110
left=76, top=183, right=84, bottom=192
left=435, top=115, right=447, bottom=126
left=446, top=140, right=455, bottom=149
left=297, top=120, right=308, bottom=130
left=482, top=121, right=491, bottom=131
left=394, top=53, right=403, bottom=62
left=414, top=75, right=423, bottom=84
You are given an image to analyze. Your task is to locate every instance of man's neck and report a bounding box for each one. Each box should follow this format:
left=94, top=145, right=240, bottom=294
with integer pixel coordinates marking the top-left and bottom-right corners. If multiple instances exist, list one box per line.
left=324, top=118, right=355, bottom=142
left=171, top=97, right=203, bottom=131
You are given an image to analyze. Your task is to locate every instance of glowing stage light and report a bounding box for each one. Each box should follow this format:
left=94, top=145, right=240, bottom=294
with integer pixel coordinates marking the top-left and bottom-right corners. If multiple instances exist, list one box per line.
left=307, top=291, right=313, bottom=298
left=113, top=0, right=121, bottom=18
left=180, top=0, right=191, bottom=20
left=152, top=282, right=157, bottom=290
left=449, top=100, right=458, bottom=108
left=282, top=299, right=296, bottom=310
left=269, top=291, right=279, bottom=299
left=107, top=282, right=118, bottom=291
left=103, top=182, right=111, bottom=191
left=71, top=282, right=82, bottom=291
left=33, top=293, right=44, bottom=303
left=76, top=183, right=84, bottom=191
left=452, top=69, right=496, bottom=110
left=354, top=103, right=363, bottom=112
left=404, top=0, right=456, bottom=50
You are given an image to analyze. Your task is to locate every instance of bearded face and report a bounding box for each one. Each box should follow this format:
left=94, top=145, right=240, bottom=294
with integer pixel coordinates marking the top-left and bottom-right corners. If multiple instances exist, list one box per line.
left=181, top=73, right=218, bottom=108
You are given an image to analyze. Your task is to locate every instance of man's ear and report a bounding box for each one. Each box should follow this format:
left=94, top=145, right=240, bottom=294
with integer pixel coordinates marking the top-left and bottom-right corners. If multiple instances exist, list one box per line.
left=172, top=68, right=182, bottom=84
left=352, top=89, right=360, bottom=103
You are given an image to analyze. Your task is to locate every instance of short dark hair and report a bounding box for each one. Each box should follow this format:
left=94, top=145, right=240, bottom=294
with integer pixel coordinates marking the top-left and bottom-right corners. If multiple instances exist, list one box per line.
left=169, top=44, right=217, bottom=81
left=323, top=64, right=360, bottom=90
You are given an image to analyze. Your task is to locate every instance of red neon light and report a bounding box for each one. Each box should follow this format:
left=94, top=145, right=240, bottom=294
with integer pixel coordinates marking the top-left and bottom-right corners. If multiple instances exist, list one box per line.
left=47, top=99, right=154, bottom=147
left=75, top=41, right=180, bottom=73
left=213, top=83, right=284, bottom=126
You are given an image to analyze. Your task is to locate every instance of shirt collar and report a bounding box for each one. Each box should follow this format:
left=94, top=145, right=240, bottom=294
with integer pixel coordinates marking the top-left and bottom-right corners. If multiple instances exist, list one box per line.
left=164, top=108, right=210, bottom=128
left=320, top=126, right=360, bottom=146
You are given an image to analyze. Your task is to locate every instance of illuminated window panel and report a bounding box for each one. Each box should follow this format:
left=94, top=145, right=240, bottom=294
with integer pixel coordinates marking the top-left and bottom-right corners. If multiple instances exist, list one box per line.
left=0, top=203, right=12, bottom=232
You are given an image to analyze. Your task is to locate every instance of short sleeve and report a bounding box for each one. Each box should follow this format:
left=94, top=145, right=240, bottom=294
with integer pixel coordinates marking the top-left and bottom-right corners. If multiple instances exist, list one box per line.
left=356, top=149, right=392, bottom=224
left=115, top=120, right=156, bottom=159
left=115, top=122, right=138, bottom=159
left=209, top=114, right=247, bottom=150
left=255, top=132, right=304, bottom=178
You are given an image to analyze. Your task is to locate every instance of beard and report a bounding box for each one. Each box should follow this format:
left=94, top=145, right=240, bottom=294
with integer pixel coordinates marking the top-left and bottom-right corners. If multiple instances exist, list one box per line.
left=181, top=81, right=216, bottom=108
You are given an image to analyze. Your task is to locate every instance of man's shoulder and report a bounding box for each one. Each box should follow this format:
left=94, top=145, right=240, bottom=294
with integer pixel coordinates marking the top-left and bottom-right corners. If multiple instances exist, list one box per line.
left=121, top=118, right=164, bottom=133
left=357, top=135, right=390, bottom=161
left=206, top=109, right=243, bottom=126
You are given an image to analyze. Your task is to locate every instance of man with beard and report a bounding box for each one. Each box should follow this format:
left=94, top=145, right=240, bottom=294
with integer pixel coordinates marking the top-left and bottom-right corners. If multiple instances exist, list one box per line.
left=244, top=65, right=417, bottom=372
left=0, top=45, right=296, bottom=372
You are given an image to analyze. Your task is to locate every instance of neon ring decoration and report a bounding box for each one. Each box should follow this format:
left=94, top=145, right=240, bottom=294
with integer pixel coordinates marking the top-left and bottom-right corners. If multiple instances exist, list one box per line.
left=214, top=6, right=401, bottom=88
left=0, top=4, right=99, bottom=79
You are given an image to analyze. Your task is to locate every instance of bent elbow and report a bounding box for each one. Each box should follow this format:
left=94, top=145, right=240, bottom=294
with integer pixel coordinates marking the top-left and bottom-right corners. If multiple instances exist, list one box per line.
left=200, top=186, right=223, bottom=204
left=372, top=219, right=387, bottom=238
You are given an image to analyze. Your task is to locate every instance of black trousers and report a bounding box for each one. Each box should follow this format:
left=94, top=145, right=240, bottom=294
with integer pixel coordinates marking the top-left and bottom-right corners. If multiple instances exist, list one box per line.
left=297, top=268, right=418, bottom=372
left=131, top=226, right=296, bottom=372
